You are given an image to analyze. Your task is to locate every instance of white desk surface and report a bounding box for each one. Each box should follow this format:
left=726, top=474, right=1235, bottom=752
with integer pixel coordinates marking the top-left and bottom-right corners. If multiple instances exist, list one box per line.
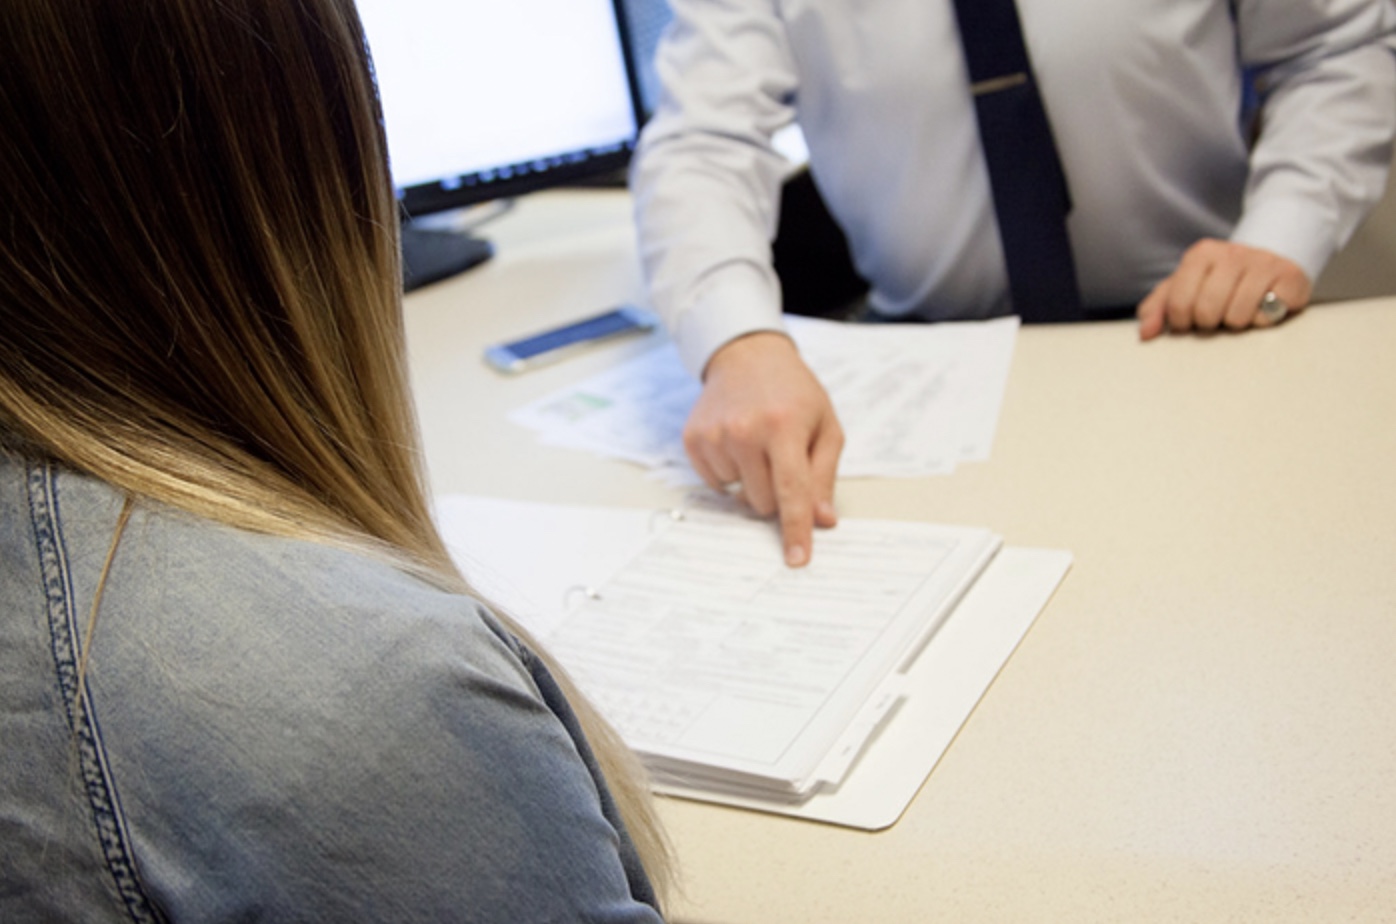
left=405, top=189, right=1396, bottom=923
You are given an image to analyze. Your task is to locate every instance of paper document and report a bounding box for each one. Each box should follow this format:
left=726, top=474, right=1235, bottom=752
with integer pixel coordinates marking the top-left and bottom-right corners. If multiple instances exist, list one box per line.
left=437, top=494, right=1012, bottom=805
left=508, top=315, right=1019, bottom=483
left=547, top=501, right=1001, bottom=799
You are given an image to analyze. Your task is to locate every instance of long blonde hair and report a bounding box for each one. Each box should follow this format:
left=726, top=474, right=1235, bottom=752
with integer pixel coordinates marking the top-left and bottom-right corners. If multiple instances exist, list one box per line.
left=0, top=0, right=669, bottom=898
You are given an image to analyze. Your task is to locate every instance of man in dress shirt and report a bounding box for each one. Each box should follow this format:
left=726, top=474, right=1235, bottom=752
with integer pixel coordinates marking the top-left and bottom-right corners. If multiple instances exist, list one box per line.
left=631, top=0, right=1396, bottom=566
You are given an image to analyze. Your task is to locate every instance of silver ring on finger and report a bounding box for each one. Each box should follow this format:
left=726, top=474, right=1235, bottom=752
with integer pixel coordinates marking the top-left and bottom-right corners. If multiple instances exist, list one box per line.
left=1258, top=291, right=1289, bottom=324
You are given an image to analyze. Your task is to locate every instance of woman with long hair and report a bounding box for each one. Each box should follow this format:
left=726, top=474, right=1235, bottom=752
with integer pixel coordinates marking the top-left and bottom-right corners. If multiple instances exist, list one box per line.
left=0, top=0, right=670, bottom=918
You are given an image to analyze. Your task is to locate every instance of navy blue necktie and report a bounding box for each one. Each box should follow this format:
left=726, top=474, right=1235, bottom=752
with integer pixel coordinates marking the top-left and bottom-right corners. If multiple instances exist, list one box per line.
left=950, top=0, right=1083, bottom=322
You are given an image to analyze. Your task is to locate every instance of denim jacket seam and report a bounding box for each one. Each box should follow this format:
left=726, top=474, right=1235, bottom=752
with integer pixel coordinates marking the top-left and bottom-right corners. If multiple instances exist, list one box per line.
left=26, top=460, right=167, bottom=924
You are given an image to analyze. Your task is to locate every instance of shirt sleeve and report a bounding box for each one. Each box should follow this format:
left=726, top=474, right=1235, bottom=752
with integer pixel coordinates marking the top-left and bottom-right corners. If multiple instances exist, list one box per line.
left=630, top=0, right=797, bottom=377
left=1231, top=0, right=1396, bottom=282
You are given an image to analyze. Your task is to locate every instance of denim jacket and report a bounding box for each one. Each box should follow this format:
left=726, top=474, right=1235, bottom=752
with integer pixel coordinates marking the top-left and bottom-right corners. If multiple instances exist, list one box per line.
left=0, top=453, right=663, bottom=922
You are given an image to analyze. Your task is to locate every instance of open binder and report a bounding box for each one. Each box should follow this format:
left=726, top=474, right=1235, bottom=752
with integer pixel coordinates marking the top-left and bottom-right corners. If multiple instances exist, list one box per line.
left=436, top=494, right=1071, bottom=830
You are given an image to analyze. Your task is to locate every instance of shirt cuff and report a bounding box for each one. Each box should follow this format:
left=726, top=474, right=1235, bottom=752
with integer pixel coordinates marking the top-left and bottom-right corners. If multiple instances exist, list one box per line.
left=1230, top=196, right=1338, bottom=286
left=673, top=262, right=788, bottom=378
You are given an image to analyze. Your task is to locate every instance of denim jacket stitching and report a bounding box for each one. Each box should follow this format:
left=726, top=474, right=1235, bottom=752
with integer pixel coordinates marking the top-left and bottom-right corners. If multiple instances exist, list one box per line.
left=27, top=460, right=166, bottom=924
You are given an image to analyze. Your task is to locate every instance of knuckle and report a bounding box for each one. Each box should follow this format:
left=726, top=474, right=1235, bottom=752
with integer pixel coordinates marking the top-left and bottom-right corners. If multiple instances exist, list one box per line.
left=724, top=418, right=763, bottom=448
left=774, top=473, right=810, bottom=502
left=733, top=407, right=799, bottom=446
left=747, top=492, right=777, bottom=516
left=682, top=422, right=717, bottom=452
left=1224, top=311, right=1253, bottom=331
left=761, top=403, right=798, bottom=432
left=1187, top=239, right=1218, bottom=261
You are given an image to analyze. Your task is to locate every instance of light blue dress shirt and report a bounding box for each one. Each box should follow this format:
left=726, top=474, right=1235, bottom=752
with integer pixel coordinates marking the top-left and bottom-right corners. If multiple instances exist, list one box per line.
left=632, top=0, right=1396, bottom=375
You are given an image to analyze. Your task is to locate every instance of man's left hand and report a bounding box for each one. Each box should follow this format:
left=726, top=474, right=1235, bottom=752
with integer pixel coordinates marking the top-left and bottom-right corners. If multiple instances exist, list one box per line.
left=1138, top=240, right=1312, bottom=340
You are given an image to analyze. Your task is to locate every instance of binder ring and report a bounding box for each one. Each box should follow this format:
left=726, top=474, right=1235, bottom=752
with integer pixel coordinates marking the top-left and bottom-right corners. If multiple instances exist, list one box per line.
left=649, top=507, right=686, bottom=533
left=563, top=584, right=602, bottom=608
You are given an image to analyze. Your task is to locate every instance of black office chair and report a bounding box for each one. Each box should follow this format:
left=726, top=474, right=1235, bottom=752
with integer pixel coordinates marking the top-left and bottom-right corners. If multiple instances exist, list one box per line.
left=772, top=168, right=869, bottom=320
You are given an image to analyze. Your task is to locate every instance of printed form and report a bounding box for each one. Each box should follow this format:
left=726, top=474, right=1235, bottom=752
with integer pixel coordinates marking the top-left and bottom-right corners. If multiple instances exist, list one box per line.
left=435, top=494, right=1071, bottom=826
left=543, top=502, right=1001, bottom=800
left=508, top=315, right=1019, bottom=482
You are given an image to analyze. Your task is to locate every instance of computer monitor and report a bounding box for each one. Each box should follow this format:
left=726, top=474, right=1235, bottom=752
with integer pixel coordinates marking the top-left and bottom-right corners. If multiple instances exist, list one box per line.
left=618, top=0, right=674, bottom=117
left=357, top=0, right=646, bottom=289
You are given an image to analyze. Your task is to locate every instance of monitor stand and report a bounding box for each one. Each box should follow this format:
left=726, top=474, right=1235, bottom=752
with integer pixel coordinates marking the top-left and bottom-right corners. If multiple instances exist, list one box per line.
left=401, top=224, right=494, bottom=292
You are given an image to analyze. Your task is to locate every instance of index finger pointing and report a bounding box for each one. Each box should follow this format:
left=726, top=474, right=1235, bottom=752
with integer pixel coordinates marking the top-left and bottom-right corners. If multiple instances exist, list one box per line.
left=767, top=436, right=816, bottom=568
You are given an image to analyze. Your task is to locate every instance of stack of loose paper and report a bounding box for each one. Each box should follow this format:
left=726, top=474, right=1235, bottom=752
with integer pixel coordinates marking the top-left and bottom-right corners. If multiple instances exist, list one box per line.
left=508, top=315, right=1018, bottom=483
left=439, top=494, right=1002, bottom=804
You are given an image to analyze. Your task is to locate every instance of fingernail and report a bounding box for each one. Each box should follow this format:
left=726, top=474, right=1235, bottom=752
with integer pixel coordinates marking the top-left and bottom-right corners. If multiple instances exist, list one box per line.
left=816, top=500, right=838, bottom=524
left=785, top=544, right=808, bottom=567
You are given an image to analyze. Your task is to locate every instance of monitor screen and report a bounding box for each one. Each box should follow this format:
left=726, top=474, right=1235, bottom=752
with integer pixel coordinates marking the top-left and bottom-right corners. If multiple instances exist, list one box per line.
left=618, top=0, right=673, bottom=117
left=358, top=0, right=644, bottom=219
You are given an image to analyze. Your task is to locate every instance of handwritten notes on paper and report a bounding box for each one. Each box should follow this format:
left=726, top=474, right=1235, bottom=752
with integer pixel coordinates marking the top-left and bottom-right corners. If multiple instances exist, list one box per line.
left=508, top=315, right=1019, bottom=483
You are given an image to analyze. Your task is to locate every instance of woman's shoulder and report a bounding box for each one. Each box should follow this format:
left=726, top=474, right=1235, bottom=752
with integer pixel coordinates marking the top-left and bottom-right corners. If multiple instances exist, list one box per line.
left=12, top=457, right=524, bottom=691
left=78, top=470, right=542, bottom=738
left=13, top=461, right=661, bottom=921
